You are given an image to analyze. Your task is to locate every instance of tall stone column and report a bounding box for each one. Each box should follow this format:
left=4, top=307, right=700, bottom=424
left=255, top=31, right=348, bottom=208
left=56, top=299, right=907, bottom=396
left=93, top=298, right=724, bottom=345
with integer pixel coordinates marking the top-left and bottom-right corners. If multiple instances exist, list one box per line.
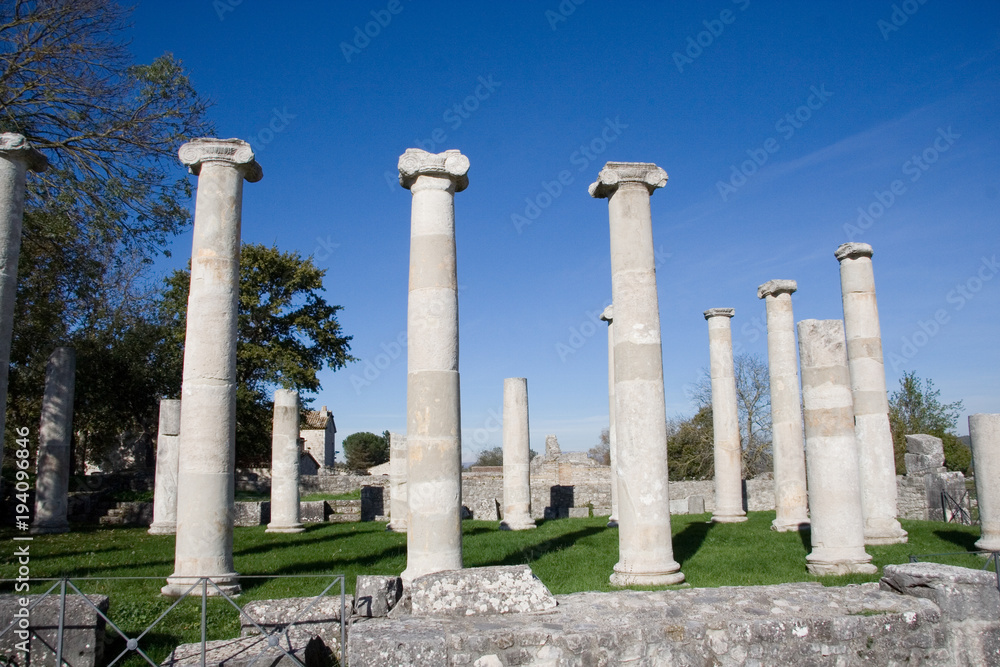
left=835, top=243, right=907, bottom=545
left=387, top=432, right=408, bottom=532
left=0, top=134, right=47, bottom=484
left=757, top=280, right=810, bottom=532
left=500, top=377, right=535, bottom=531
left=149, top=399, right=181, bottom=535
left=704, top=308, right=747, bottom=523
left=31, top=347, right=75, bottom=534
left=163, top=139, right=262, bottom=597
left=267, top=389, right=304, bottom=533
left=591, top=162, right=684, bottom=586
left=969, top=414, right=1000, bottom=551
left=797, top=320, right=876, bottom=575
left=600, top=305, right=619, bottom=527
left=398, top=148, right=469, bottom=584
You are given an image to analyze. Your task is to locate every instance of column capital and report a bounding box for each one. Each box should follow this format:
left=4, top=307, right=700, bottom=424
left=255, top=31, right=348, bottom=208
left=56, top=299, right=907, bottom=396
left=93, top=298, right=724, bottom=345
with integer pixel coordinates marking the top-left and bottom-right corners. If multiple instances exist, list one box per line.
left=589, top=162, right=667, bottom=199
left=0, top=133, right=48, bottom=172
left=600, top=305, right=613, bottom=323
left=757, top=279, right=798, bottom=299
left=178, top=138, right=263, bottom=183
left=398, top=148, right=469, bottom=192
left=704, top=307, right=735, bottom=320
left=835, top=242, right=873, bottom=262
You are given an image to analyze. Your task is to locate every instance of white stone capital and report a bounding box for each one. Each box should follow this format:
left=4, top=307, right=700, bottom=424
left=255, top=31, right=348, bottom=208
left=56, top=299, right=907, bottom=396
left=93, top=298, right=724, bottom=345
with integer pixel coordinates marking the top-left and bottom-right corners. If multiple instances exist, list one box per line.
left=704, top=307, right=735, bottom=320
left=0, top=133, right=48, bottom=172
left=589, top=162, right=667, bottom=198
left=600, top=305, right=613, bottom=323
left=178, top=138, right=263, bottom=182
left=835, top=242, right=873, bottom=262
left=398, top=148, right=469, bottom=192
left=757, top=279, right=797, bottom=299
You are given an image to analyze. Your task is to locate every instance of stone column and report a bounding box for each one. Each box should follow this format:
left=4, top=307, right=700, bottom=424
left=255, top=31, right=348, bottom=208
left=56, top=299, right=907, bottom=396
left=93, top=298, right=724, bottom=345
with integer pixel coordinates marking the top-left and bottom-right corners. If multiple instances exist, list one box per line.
left=387, top=432, right=408, bottom=532
left=704, top=308, right=747, bottom=523
left=600, top=305, right=619, bottom=527
left=267, top=389, right=304, bottom=533
left=591, top=162, right=684, bottom=586
left=835, top=243, right=907, bottom=545
left=500, top=377, right=536, bottom=530
left=757, top=280, right=810, bottom=532
left=969, top=414, right=1000, bottom=551
left=797, top=320, right=876, bottom=575
left=163, top=138, right=262, bottom=597
left=398, top=148, right=469, bottom=584
left=149, top=399, right=181, bottom=535
left=31, top=347, right=75, bottom=534
left=0, top=134, right=47, bottom=483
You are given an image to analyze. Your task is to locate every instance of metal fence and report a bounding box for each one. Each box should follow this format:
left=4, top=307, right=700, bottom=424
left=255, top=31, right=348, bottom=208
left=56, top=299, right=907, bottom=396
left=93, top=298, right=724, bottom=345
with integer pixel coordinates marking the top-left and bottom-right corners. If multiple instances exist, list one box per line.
left=941, top=488, right=978, bottom=526
left=0, top=574, right=346, bottom=667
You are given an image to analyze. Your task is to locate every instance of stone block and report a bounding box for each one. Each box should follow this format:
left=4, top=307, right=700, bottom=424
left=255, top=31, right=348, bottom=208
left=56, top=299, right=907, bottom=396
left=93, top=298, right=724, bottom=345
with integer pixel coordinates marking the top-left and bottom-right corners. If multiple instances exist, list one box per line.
left=568, top=507, right=589, bottom=518
left=0, top=594, right=109, bottom=667
left=355, top=576, right=403, bottom=618
left=409, top=565, right=557, bottom=617
left=233, top=501, right=269, bottom=527
left=906, top=433, right=945, bottom=456
left=164, top=634, right=330, bottom=667
left=688, top=495, right=706, bottom=514
left=239, top=594, right=351, bottom=665
left=905, top=452, right=946, bottom=475
left=299, top=501, right=327, bottom=523
left=669, top=498, right=689, bottom=514
left=881, top=562, right=1000, bottom=621
left=924, top=471, right=969, bottom=522
left=360, top=486, right=384, bottom=521
left=591, top=506, right=611, bottom=517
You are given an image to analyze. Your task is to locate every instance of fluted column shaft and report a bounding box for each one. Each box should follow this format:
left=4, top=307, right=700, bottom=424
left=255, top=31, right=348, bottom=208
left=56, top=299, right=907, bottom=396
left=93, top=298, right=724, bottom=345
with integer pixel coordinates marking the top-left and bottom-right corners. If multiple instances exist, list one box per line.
left=501, top=377, right=535, bottom=530
left=705, top=308, right=746, bottom=523
left=758, top=280, right=810, bottom=531
left=836, top=243, right=907, bottom=545
left=797, top=319, right=876, bottom=576
left=969, top=414, right=1000, bottom=551
left=149, top=399, right=181, bottom=535
left=31, top=347, right=75, bottom=534
left=601, top=306, right=619, bottom=527
left=591, top=162, right=683, bottom=587
left=267, top=389, right=304, bottom=533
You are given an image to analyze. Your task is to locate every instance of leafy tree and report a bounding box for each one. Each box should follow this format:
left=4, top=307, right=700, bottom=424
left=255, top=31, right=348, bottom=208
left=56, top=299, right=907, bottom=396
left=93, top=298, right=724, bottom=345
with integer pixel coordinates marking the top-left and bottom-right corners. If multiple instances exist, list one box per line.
left=667, top=406, right=715, bottom=480
left=160, top=244, right=354, bottom=465
left=343, top=431, right=388, bottom=471
left=888, top=371, right=967, bottom=474
left=473, top=447, right=504, bottom=467
left=588, top=429, right=610, bottom=465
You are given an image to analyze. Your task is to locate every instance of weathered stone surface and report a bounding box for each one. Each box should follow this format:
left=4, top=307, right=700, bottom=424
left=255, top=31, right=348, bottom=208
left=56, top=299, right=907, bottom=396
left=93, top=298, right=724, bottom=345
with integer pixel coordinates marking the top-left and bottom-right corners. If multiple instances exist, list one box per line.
left=0, top=594, right=108, bottom=667
left=355, top=575, right=403, bottom=618
left=266, top=389, right=303, bottom=534
left=970, top=413, right=1000, bottom=551
left=299, top=500, right=326, bottom=523
left=164, top=634, right=330, bottom=667
left=567, top=507, right=589, bottom=518
left=238, top=595, right=350, bottom=665
left=32, top=347, right=76, bottom=534
left=149, top=399, right=181, bottom=534
left=409, top=565, right=557, bottom=617
left=907, top=433, right=946, bottom=456
left=233, top=501, right=270, bottom=527
left=349, top=582, right=951, bottom=666
left=688, top=495, right=706, bottom=514
left=881, top=562, right=1000, bottom=621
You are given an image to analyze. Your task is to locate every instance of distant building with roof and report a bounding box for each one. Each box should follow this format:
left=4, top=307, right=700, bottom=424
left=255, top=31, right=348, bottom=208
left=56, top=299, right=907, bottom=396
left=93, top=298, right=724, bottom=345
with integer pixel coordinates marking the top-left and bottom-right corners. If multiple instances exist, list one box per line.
left=302, top=405, right=337, bottom=467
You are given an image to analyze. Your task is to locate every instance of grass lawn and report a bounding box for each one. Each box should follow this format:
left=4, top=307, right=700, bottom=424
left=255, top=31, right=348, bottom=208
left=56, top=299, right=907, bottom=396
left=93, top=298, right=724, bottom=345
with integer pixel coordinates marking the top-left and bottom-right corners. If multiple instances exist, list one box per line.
left=0, top=512, right=987, bottom=664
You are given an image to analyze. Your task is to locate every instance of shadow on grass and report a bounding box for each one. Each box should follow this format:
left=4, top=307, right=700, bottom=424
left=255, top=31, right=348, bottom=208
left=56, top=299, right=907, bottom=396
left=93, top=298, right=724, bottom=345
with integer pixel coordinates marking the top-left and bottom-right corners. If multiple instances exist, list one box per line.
left=672, top=520, right=714, bottom=565
left=933, top=529, right=980, bottom=551
left=798, top=526, right=812, bottom=554
left=478, top=526, right=606, bottom=567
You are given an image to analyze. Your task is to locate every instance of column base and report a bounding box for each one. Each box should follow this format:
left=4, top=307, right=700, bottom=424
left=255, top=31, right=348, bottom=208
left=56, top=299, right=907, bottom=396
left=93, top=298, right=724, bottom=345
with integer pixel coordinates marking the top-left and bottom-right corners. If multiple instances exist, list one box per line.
left=31, top=520, right=69, bottom=534
left=864, top=520, right=908, bottom=545
left=975, top=536, right=1000, bottom=552
left=148, top=522, right=177, bottom=535
left=806, top=558, right=877, bottom=576
left=500, top=518, right=537, bottom=531
left=265, top=523, right=305, bottom=534
left=712, top=512, right=748, bottom=523
left=610, top=561, right=685, bottom=587
left=386, top=522, right=408, bottom=533
left=607, top=519, right=619, bottom=528
left=162, top=573, right=241, bottom=598
left=771, top=518, right=810, bottom=532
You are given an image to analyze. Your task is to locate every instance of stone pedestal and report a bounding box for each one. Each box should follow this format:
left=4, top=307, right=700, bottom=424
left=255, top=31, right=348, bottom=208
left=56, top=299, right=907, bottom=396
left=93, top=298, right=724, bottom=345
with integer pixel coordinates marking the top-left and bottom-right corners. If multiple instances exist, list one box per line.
left=591, top=162, right=683, bottom=587
left=969, top=414, right=1000, bottom=551
left=149, top=399, right=181, bottom=535
left=704, top=308, right=747, bottom=524
left=500, top=378, right=535, bottom=531
left=31, top=347, right=75, bottom=534
left=0, top=134, right=46, bottom=484
left=600, top=305, right=619, bottom=527
left=387, top=432, right=408, bottom=532
left=398, top=149, right=469, bottom=584
left=797, top=319, right=876, bottom=576
left=757, top=280, right=810, bottom=532
left=163, top=138, right=262, bottom=597
left=836, top=243, right=907, bottom=545
left=267, top=389, right=304, bottom=533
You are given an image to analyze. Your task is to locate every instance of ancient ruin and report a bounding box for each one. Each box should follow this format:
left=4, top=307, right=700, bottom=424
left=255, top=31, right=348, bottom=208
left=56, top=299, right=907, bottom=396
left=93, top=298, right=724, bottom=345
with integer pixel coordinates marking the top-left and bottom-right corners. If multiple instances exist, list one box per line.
left=836, top=242, right=908, bottom=545
left=599, top=305, right=619, bottom=527
left=386, top=432, right=408, bottom=532
left=266, top=389, right=304, bottom=534
left=797, top=319, right=876, bottom=575
left=31, top=347, right=75, bottom=535
left=148, top=399, right=181, bottom=535
left=969, top=413, right=1000, bottom=551
left=398, top=148, right=469, bottom=583
left=590, top=161, right=683, bottom=586
left=757, top=279, right=810, bottom=531
left=163, top=138, right=262, bottom=597
left=500, top=377, right=536, bottom=530
left=704, top=307, right=747, bottom=523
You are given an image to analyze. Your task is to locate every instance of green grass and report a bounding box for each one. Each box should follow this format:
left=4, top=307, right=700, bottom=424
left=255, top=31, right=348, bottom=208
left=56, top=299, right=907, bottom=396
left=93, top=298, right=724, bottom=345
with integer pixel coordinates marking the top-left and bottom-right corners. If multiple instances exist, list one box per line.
left=0, top=512, right=987, bottom=665
left=300, top=490, right=361, bottom=502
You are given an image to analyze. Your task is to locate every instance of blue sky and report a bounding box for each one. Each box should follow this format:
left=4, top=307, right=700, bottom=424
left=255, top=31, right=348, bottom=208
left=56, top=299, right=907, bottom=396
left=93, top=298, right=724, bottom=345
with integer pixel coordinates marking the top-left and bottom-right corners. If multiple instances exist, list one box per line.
left=129, top=1, right=999, bottom=460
